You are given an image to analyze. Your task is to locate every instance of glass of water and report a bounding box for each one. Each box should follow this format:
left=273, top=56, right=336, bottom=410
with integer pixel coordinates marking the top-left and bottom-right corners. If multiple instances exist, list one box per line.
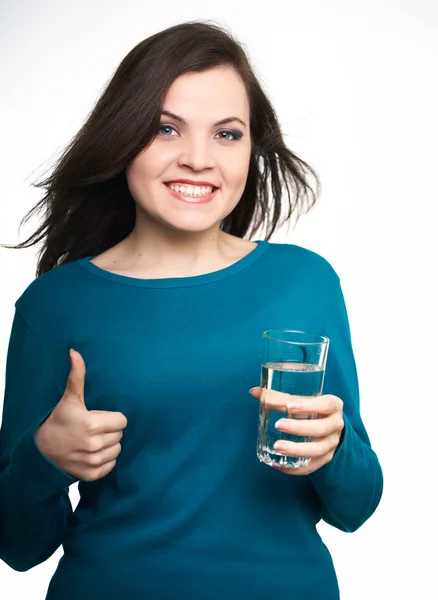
left=256, top=329, right=330, bottom=469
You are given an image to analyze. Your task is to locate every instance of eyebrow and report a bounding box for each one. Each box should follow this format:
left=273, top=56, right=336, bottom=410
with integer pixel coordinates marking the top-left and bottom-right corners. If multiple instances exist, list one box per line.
left=160, top=109, right=247, bottom=129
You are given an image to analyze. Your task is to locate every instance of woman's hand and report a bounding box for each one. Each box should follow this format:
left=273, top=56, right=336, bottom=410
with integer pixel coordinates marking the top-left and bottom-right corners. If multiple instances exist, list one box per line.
left=249, top=387, right=344, bottom=475
left=35, top=350, right=128, bottom=482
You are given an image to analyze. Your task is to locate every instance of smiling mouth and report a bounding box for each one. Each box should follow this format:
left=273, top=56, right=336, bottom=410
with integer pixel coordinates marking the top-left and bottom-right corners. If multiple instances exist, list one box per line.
left=164, top=182, right=218, bottom=194
left=164, top=183, right=219, bottom=204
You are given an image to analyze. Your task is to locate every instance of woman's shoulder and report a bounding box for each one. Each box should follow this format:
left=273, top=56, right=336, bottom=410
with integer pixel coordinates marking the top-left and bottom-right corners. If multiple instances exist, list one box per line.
left=14, top=259, right=85, bottom=321
left=267, top=241, right=340, bottom=282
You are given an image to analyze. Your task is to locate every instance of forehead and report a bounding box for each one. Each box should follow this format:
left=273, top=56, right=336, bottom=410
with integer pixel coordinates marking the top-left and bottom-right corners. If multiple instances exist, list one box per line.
left=163, top=68, right=249, bottom=120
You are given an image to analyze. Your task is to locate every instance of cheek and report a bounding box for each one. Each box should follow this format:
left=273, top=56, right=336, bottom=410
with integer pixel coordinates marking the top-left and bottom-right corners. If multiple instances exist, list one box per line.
left=222, top=150, right=251, bottom=186
left=128, top=146, right=169, bottom=183
left=125, top=161, right=155, bottom=205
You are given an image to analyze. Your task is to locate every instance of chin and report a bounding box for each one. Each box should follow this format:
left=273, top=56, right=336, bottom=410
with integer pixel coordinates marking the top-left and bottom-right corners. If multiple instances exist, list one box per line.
left=163, top=216, right=222, bottom=233
left=167, top=223, right=217, bottom=234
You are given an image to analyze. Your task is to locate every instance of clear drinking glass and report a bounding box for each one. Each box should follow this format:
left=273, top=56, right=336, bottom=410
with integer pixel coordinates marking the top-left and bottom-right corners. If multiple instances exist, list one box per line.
left=256, top=329, right=330, bottom=469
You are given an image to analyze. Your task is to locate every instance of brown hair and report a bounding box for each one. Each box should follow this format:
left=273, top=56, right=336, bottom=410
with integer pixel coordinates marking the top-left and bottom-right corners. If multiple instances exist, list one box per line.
left=3, top=20, right=320, bottom=276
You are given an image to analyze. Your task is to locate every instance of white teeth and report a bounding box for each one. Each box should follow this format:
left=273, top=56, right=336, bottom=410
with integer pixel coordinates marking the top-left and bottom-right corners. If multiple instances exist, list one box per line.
left=167, top=183, right=215, bottom=196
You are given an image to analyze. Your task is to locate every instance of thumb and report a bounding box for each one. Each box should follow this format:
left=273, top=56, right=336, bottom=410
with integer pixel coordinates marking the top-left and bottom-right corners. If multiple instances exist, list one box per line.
left=64, top=349, right=86, bottom=405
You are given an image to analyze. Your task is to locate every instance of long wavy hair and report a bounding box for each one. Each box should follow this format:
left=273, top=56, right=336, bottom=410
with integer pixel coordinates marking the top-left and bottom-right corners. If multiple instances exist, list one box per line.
left=2, top=20, right=320, bottom=277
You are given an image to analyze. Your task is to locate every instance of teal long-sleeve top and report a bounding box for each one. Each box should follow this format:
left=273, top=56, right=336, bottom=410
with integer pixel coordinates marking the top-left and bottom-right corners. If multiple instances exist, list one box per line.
left=0, top=240, right=383, bottom=599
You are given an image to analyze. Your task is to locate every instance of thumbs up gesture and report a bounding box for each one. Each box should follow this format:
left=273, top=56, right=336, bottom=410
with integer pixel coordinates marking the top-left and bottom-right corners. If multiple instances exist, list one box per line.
left=35, top=349, right=128, bottom=482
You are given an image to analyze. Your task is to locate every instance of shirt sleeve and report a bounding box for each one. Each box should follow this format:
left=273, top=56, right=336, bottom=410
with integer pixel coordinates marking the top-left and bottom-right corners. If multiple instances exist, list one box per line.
left=0, top=309, right=79, bottom=572
left=308, top=280, right=384, bottom=532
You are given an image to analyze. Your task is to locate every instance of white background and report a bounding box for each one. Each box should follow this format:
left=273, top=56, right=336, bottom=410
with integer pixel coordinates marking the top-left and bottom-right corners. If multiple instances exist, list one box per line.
left=1, top=1, right=437, bottom=598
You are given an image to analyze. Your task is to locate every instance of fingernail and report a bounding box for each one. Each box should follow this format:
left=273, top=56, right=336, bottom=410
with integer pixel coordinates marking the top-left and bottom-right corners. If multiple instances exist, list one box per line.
left=274, top=441, right=285, bottom=451
left=70, top=348, right=75, bottom=356
left=248, top=387, right=257, bottom=393
left=275, top=419, right=287, bottom=429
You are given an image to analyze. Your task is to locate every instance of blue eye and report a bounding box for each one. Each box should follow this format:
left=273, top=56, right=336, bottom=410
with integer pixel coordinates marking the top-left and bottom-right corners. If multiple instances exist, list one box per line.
left=157, top=124, right=243, bottom=142
left=158, top=125, right=176, bottom=136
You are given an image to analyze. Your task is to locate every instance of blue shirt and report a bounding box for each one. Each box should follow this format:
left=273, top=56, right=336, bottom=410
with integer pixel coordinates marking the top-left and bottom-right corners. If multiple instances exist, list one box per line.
left=0, top=240, right=383, bottom=599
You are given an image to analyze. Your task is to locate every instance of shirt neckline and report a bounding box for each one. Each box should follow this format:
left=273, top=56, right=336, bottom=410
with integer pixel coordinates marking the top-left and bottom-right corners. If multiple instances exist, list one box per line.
left=76, top=239, right=270, bottom=288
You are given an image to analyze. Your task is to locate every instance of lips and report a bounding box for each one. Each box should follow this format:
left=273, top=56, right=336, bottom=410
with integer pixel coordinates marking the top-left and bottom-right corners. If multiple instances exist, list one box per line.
left=164, top=181, right=219, bottom=192
left=164, top=182, right=218, bottom=204
left=165, top=180, right=219, bottom=189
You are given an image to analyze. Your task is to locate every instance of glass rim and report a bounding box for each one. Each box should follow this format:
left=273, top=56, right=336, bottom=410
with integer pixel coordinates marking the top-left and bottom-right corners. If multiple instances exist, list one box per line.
left=263, top=329, right=329, bottom=345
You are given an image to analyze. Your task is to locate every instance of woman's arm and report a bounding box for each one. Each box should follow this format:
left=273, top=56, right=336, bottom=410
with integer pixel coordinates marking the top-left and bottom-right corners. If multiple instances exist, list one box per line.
left=0, top=310, right=79, bottom=571
left=307, top=281, right=384, bottom=532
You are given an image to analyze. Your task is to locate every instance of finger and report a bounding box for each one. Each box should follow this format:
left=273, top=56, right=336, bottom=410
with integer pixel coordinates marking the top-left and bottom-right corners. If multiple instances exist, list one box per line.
left=80, top=443, right=122, bottom=468
left=254, top=387, right=320, bottom=412
left=87, top=411, right=128, bottom=434
left=82, top=431, right=123, bottom=453
left=100, top=430, right=124, bottom=450
left=272, top=433, right=339, bottom=459
left=252, top=388, right=342, bottom=416
left=81, top=460, right=117, bottom=482
left=64, top=349, right=86, bottom=404
left=249, top=386, right=311, bottom=408
left=249, top=387, right=261, bottom=398
left=274, top=414, right=344, bottom=438
left=271, top=454, right=329, bottom=476
left=291, top=394, right=343, bottom=416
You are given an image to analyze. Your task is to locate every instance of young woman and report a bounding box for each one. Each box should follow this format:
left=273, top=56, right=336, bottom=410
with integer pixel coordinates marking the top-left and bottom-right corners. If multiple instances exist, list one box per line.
left=0, top=20, right=383, bottom=600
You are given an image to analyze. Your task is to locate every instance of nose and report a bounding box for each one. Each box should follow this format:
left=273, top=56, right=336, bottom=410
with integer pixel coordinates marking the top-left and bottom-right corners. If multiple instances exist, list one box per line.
left=177, top=137, right=216, bottom=171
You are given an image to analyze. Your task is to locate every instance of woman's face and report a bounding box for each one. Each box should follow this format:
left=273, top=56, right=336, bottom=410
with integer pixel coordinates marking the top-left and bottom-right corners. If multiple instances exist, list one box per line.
left=126, top=67, right=252, bottom=235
